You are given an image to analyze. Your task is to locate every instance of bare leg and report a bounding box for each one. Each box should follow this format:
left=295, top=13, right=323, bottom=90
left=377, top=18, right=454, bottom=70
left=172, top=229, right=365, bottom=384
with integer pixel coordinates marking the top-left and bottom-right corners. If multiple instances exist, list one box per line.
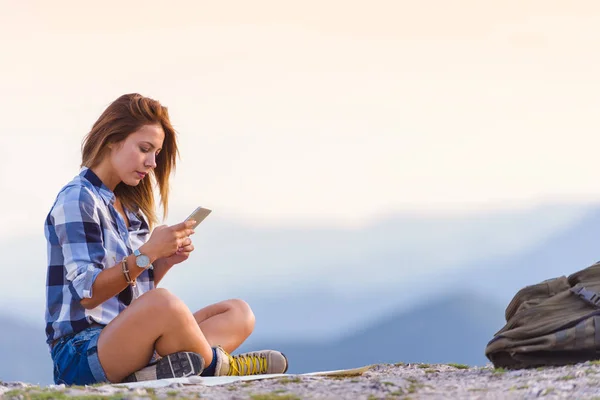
left=97, top=288, right=214, bottom=383
left=193, top=299, right=255, bottom=354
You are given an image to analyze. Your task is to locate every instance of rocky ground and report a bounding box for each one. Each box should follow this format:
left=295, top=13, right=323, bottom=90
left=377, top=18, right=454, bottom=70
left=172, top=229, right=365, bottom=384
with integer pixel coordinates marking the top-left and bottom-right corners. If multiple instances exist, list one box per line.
left=3, top=361, right=600, bottom=399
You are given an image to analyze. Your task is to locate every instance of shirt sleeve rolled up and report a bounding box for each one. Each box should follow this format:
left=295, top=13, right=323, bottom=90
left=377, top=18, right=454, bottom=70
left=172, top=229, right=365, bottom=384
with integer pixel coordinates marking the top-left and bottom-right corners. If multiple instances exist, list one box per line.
left=51, top=187, right=106, bottom=302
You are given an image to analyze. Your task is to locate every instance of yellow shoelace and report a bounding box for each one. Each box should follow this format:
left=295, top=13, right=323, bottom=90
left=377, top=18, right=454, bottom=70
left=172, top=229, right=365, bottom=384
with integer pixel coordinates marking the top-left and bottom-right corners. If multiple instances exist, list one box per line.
left=227, top=353, right=268, bottom=376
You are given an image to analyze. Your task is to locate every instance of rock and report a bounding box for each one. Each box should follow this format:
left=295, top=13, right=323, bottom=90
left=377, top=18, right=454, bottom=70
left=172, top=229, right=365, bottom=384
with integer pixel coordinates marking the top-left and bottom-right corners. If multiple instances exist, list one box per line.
left=3, top=362, right=600, bottom=399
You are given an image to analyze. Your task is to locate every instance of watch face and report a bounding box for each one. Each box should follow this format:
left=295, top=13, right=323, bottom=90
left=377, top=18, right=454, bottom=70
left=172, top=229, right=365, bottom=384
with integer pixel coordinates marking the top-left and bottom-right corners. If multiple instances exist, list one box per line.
left=136, top=254, right=150, bottom=268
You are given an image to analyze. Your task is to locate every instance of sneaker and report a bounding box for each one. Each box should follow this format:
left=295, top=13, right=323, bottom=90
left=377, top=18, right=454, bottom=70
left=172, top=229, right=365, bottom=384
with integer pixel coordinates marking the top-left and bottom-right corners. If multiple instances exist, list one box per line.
left=121, top=351, right=205, bottom=383
left=213, top=346, right=288, bottom=376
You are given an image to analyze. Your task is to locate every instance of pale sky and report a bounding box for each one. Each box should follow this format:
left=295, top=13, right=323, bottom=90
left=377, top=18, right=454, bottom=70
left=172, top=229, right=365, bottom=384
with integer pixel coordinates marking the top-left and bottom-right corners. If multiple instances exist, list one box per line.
left=2, top=1, right=600, bottom=239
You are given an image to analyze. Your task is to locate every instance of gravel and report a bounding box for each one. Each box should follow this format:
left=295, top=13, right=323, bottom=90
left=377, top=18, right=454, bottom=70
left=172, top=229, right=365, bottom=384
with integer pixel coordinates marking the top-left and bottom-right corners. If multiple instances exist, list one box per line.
left=3, top=361, right=600, bottom=399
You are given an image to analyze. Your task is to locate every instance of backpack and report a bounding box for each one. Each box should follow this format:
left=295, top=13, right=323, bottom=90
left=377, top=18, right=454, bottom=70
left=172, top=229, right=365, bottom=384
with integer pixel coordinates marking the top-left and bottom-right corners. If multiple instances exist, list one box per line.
left=485, top=261, right=600, bottom=369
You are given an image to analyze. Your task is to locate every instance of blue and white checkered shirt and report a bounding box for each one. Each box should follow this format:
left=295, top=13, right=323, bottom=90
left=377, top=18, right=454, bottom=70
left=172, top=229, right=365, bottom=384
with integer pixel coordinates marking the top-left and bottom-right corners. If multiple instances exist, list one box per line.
left=44, top=167, right=155, bottom=346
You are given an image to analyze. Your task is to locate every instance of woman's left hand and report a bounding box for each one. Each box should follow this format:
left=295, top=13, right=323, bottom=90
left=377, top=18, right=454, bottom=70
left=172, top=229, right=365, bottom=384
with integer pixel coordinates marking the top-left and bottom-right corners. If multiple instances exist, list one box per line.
left=163, top=237, right=195, bottom=267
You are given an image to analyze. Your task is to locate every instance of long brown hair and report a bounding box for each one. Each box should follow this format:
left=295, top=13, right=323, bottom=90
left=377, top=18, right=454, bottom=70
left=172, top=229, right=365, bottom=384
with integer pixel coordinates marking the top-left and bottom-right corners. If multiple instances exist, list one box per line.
left=81, top=93, right=178, bottom=228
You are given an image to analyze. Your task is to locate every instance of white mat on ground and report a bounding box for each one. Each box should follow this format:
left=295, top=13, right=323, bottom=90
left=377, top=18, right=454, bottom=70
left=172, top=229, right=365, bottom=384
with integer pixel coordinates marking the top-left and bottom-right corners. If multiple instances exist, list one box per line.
left=105, top=365, right=372, bottom=389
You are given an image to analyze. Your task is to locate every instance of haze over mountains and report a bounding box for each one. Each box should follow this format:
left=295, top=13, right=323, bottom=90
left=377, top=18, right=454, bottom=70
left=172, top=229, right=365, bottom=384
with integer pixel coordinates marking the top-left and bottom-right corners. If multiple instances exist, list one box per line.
left=0, top=202, right=598, bottom=385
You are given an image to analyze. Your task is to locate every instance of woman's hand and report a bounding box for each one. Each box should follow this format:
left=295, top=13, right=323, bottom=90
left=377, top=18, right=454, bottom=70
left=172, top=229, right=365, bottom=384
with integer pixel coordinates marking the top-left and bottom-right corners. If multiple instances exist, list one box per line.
left=139, top=220, right=196, bottom=262
left=152, top=236, right=195, bottom=286
left=163, top=236, right=195, bottom=267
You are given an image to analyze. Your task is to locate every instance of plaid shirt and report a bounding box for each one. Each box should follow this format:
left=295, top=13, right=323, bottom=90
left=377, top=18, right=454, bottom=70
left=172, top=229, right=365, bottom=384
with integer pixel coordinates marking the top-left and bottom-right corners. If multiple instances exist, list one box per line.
left=44, top=167, right=155, bottom=345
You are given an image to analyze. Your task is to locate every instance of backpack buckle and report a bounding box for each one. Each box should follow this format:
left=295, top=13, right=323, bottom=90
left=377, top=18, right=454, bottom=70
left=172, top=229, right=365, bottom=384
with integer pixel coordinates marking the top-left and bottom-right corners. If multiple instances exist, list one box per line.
left=571, top=285, right=600, bottom=308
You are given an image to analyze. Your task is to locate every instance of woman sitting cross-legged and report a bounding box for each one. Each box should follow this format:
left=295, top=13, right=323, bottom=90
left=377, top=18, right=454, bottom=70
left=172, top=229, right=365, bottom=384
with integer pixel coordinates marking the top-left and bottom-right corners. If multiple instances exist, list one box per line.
left=44, top=93, right=288, bottom=385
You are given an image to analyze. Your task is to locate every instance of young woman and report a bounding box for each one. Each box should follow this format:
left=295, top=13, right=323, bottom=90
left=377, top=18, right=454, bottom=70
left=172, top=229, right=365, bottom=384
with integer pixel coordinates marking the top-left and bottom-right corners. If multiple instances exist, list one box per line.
left=45, top=93, right=288, bottom=386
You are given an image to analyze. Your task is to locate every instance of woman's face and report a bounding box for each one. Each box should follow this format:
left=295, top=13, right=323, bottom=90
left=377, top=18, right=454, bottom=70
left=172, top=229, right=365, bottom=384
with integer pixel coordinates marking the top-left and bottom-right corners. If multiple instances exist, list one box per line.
left=109, top=124, right=165, bottom=186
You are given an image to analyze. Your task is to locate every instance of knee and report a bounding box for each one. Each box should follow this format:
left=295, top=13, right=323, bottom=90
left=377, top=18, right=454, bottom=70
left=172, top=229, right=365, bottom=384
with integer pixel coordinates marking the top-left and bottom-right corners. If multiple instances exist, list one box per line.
left=144, top=287, right=175, bottom=303
left=144, top=288, right=190, bottom=320
left=228, top=299, right=255, bottom=335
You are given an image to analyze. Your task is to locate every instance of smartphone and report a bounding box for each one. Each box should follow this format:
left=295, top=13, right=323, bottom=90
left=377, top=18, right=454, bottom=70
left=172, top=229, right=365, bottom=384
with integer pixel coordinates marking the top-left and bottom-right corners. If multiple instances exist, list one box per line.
left=185, top=206, right=212, bottom=229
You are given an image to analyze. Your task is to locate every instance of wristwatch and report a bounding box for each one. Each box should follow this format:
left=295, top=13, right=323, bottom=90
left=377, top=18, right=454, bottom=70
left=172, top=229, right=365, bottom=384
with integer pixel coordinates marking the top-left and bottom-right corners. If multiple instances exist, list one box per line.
left=133, top=249, right=153, bottom=270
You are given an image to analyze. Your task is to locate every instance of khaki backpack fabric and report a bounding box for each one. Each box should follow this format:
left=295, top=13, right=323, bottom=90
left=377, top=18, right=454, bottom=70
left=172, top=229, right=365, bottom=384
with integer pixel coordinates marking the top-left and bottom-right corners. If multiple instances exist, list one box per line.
left=485, top=261, right=600, bottom=369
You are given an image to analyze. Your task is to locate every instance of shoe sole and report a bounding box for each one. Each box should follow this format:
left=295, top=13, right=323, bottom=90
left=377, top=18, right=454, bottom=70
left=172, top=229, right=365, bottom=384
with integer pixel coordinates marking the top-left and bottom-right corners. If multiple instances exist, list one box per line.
left=122, top=351, right=204, bottom=382
left=273, top=352, right=289, bottom=374
left=281, top=352, right=288, bottom=373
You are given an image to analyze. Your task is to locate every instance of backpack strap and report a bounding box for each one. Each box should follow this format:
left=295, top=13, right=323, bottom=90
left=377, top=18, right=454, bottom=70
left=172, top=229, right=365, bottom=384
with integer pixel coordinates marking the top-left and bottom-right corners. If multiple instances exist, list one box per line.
left=594, top=316, right=600, bottom=348
left=570, top=284, right=600, bottom=308
left=575, top=319, right=587, bottom=349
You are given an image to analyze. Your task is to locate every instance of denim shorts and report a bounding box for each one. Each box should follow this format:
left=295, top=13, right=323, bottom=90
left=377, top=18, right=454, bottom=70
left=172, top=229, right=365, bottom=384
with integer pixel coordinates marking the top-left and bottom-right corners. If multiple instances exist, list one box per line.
left=51, top=325, right=108, bottom=385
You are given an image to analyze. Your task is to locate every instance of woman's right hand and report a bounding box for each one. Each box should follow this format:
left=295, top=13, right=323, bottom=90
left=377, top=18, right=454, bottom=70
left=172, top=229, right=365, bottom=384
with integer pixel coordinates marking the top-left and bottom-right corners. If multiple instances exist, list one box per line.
left=139, top=220, right=196, bottom=262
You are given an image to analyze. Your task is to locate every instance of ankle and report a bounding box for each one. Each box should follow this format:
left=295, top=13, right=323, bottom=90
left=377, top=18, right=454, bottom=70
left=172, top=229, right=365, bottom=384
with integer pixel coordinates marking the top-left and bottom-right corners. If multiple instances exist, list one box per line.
left=200, top=347, right=218, bottom=376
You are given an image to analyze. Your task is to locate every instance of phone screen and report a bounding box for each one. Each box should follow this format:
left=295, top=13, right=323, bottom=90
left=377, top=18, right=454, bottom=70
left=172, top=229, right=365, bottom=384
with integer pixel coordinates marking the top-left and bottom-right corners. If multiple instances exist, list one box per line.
left=185, top=207, right=212, bottom=228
